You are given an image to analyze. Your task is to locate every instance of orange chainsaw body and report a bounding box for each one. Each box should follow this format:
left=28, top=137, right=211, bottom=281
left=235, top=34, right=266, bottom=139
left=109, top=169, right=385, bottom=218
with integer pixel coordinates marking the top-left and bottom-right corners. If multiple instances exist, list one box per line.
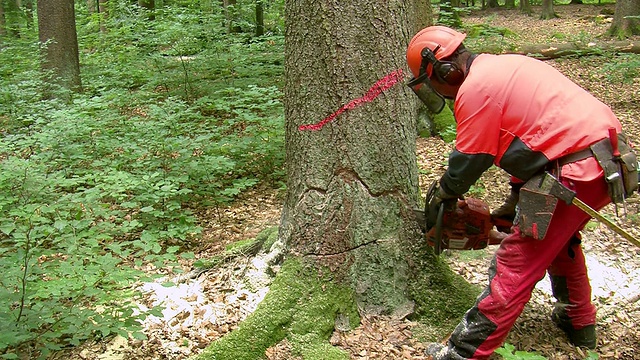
left=426, top=197, right=510, bottom=251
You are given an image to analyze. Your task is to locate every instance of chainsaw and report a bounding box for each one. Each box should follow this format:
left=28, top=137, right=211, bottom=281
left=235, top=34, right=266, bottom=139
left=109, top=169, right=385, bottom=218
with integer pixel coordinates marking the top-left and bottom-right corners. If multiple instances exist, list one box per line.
left=415, top=181, right=512, bottom=255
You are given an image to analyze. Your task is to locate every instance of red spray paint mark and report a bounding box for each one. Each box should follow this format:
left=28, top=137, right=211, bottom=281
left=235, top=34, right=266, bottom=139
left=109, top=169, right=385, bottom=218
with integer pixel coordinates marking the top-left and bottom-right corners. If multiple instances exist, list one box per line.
left=298, top=69, right=404, bottom=131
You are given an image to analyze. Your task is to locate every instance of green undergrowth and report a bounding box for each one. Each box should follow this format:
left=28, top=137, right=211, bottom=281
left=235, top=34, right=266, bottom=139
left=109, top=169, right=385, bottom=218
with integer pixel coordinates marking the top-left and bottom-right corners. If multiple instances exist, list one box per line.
left=195, top=257, right=359, bottom=360
left=0, top=3, right=285, bottom=357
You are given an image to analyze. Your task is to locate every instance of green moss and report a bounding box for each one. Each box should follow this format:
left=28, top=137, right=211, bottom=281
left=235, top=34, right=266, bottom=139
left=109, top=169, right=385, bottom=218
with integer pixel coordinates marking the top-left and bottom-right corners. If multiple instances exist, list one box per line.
left=432, top=104, right=456, bottom=143
left=225, top=238, right=255, bottom=252
left=194, top=258, right=359, bottom=360
left=257, top=226, right=279, bottom=252
left=407, top=242, right=482, bottom=341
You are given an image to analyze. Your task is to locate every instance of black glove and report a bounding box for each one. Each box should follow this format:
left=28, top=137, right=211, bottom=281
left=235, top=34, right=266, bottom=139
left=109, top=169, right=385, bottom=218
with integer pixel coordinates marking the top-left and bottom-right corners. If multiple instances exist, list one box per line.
left=426, top=185, right=459, bottom=230
left=491, top=181, right=524, bottom=223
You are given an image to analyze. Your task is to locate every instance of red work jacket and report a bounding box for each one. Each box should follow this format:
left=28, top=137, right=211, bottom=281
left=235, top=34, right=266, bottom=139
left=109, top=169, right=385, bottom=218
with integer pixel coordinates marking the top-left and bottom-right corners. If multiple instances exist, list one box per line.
left=441, top=53, right=622, bottom=195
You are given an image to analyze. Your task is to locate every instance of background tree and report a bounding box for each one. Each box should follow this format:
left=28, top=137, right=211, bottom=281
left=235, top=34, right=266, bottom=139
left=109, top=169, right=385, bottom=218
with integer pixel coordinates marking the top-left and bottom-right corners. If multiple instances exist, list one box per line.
left=223, top=0, right=241, bottom=33
left=540, top=0, right=558, bottom=19
left=99, top=0, right=108, bottom=32
left=0, top=2, right=5, bottom=37
left=440, top=0, right=463, bottom=28
left=520, top=0, right=532, bottom=15
left=256, top=0, right=264, bottom=36
left=608, top=0, right=640, bottom=37
left=138, top=0, right=156, bottom=20
left=37, top=0, right=82, bottom=94
left=4, top=0, right=21, bottom=37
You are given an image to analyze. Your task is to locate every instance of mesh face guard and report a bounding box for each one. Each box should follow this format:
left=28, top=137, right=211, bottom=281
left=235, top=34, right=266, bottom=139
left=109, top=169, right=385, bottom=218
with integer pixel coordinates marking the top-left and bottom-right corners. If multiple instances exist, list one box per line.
left=407, top=74, right=446, bottom=114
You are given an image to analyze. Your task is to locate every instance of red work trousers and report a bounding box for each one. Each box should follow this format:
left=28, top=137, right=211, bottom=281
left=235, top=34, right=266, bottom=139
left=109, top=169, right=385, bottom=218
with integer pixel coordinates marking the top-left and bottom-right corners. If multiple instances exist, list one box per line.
left=447, top=175, right=611, bottom=359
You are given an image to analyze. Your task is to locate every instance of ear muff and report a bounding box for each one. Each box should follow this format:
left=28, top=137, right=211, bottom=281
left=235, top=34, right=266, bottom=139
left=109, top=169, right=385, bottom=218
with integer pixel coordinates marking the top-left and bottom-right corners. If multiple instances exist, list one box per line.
left=421, top=46, right=465, bottom=87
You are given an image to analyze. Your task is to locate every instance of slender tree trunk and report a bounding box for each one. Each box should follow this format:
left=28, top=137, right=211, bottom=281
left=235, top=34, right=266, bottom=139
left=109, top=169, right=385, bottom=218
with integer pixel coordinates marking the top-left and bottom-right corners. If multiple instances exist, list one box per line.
left=24, top=0, right=34, bottom=28
left=223, top=0, right=241, bottom=33
left=5, top=0, right=20, bottom=37
left=440, top=0, right=463, bottom=27
left=520, top=0, right=531, bottom=15
left=99, top=0, right=108, bottom=33
left=139, top=0, right=156, bottom=20
left=0, top=2, right=6, bottom=37
left=282, top=0, right=437, bottom=313
left=505, top=0, right=516, bottom=8
left=608, top=0, right=640, bottom=38
left=540, top=0, right=558, bottom=19
left=87, top=0, right=97, bottom=13
left=255, top=0, right=264, bottom=36
left=37, top=0, right=83, bottom=95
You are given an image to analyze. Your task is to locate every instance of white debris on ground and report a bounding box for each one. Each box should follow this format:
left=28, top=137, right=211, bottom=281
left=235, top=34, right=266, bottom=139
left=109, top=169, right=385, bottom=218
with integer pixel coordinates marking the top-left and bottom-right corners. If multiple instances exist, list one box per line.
left=92, top=251, right=279, bottom=360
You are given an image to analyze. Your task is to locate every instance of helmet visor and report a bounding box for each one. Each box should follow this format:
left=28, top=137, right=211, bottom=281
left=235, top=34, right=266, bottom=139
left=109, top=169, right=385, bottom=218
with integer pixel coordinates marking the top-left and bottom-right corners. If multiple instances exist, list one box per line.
left=407, top=76, right=446, bottom=114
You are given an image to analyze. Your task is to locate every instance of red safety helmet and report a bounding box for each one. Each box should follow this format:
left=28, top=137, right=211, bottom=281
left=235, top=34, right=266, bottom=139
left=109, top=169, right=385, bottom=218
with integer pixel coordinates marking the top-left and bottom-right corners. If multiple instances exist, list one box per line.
left=406, top=26, right=467, bottom=79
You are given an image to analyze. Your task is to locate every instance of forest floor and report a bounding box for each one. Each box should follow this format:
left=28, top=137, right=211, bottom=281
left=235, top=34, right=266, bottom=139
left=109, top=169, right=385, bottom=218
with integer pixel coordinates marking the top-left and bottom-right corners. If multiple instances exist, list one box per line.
left=56, top=4, right=640, bottom=360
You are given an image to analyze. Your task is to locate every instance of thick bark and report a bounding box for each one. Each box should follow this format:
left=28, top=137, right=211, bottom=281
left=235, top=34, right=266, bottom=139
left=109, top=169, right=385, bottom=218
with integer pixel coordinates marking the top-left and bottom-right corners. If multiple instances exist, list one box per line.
left=608, top=0, right=640, bottom=38
left=514, top=40, right=640, bottom=59
left=282, top=0, right=433, bottom=313
left=37, top=0, right=82, bottom=94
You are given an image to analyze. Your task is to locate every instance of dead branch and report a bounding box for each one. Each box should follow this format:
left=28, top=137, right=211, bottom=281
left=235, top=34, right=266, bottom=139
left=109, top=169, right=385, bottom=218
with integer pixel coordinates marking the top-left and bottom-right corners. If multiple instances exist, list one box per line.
left=508, top=40, right=640, bottom=59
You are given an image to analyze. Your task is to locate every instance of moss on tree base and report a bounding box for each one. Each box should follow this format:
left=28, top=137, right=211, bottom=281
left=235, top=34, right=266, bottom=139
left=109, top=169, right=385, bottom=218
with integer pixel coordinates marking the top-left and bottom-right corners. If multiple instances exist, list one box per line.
left=194, top=257, right=359, bottom=360
left=195, top=235, right=481, bottom=359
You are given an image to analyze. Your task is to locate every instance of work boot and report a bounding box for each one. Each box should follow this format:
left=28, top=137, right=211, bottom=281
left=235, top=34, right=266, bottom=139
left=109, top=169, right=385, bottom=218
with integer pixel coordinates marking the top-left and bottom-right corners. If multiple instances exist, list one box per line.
left=552, top=304, right=597, bottom=349
left=424, top=343, right=466, bottom=360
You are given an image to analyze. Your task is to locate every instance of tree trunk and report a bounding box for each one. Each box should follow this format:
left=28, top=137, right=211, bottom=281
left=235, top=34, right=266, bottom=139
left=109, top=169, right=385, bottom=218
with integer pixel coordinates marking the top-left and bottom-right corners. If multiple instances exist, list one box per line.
left=520, top=0, right=532, bottom=15
left=24, top=0, right=34, bottom=29
left=98, top=0, right=108, bottom=33
left=138, top=0, right=156, bottom=20
left=505, top=0, right=516, bottom=9
left=0, top=2, right=5, bottom=38
left=283, top=0, right=435, bottom=314
left=439, top=0, right=463, bottom=28
left=5, top=0, right=20, bottom=37
left=255, top=0, right=264, bottom=36
left=488, top=0, right=499, bottom=8
left=608, top=0, right=640, bottom=38
left=223, top=0, right=241, bottom=33
left=540, top=0, right=558, bottom=19
left=87, top=0, right=97, bottom=13
left=37, top=0, right=83, bottom=95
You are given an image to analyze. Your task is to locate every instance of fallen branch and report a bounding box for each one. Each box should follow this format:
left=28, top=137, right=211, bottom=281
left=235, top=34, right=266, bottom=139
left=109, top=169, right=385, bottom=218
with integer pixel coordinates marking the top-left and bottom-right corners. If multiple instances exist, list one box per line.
left=509, top=40, right=640, bottom=59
